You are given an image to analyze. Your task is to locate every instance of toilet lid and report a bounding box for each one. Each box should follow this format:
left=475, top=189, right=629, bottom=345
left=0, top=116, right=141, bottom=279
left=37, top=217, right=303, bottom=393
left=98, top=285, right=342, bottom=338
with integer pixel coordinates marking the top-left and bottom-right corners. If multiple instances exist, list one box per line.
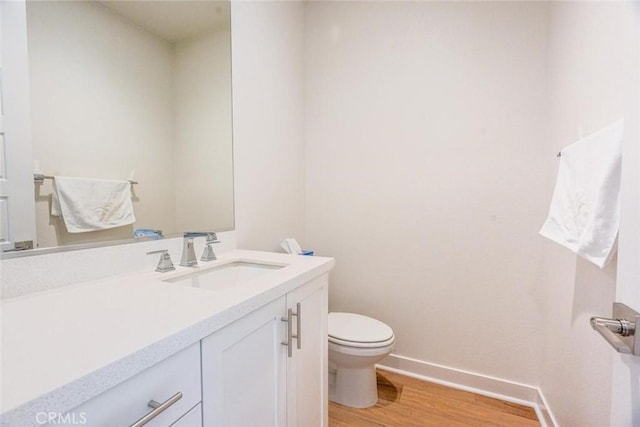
left=328, top=312, right=394, bottom=344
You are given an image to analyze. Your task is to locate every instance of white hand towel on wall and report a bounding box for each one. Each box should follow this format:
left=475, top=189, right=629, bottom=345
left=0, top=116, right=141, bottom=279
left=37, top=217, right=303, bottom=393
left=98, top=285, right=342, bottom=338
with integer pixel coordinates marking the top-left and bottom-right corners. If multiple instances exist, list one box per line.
left=539, top=120, right=624, bottom=268
left=51, top=176, right=136, bottom=233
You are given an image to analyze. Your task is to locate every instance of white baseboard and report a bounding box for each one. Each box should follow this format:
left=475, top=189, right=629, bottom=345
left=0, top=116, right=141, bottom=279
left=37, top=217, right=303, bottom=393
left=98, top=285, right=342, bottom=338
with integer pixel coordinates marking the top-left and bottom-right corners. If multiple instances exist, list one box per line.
left=377, top=353, right=557, bottom=427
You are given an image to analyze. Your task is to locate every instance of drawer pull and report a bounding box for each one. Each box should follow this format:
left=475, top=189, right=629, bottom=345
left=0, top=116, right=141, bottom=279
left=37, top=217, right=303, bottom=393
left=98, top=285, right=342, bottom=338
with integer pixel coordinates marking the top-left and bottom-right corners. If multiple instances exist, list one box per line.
left=282, top=308, right=293, bottom=358
left=295, top=302, right=301, bottom=349
left=281, top=304, right=302, bottom=357
left=129, top=391, right=182, bottom=427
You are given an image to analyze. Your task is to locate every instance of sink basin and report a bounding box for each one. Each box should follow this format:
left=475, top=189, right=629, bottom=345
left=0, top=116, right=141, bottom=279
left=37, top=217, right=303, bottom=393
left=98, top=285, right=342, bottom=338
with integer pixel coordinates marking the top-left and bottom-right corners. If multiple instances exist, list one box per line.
left=164, top=260, right=286, bottom=291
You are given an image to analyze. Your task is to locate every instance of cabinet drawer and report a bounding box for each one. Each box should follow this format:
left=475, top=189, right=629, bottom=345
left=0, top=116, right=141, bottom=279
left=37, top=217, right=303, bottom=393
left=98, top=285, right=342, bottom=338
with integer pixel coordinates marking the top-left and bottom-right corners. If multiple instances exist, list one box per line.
left=55, top=343, right=201, bottom=427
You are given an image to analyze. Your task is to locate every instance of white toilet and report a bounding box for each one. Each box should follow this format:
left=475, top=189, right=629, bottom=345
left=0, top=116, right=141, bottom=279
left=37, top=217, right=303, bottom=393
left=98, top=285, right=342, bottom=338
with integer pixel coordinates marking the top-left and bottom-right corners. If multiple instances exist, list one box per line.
left=328, top=312, right=395, bottom=408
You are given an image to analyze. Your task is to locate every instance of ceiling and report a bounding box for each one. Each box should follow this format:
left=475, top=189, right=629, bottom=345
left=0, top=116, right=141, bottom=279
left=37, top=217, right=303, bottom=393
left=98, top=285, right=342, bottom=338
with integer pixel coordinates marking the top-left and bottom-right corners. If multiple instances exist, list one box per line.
left=98, top=1, right=230, bottom=43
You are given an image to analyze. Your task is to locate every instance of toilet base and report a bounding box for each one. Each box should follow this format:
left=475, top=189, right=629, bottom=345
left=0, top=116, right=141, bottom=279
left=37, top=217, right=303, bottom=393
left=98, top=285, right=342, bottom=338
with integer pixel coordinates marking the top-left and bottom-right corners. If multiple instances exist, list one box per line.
left=329, top=364, right=378, bottom=408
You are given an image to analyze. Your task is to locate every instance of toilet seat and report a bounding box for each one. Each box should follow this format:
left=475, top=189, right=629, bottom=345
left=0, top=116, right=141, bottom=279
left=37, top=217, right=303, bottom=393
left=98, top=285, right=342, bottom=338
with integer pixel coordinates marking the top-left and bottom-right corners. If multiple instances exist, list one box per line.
left=328, top=312, right=395, bottom=348
left=329, top=335, right=395, bottom=348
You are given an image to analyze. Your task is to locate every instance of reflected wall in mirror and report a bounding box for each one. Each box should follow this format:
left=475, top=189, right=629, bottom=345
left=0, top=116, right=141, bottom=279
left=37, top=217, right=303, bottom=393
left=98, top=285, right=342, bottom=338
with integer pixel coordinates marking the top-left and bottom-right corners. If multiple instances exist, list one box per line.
left=26, top=0, right=234, bottom=249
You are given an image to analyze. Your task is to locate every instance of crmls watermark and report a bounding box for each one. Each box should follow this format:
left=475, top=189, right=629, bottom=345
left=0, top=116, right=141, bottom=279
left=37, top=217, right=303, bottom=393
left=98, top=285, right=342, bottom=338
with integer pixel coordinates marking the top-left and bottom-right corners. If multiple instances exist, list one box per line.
left=35, top=412, right=87, bottom=425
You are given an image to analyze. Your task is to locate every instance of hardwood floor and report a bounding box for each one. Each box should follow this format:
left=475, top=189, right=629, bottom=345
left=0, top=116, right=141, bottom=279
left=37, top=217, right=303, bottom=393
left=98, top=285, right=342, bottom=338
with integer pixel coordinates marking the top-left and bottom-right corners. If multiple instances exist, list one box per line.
left=328, top=369, right=540, bottom=427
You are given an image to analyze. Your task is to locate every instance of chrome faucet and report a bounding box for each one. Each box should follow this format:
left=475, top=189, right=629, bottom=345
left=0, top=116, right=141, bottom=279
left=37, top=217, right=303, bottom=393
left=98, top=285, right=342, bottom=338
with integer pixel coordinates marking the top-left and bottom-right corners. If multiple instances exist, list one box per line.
left=180, top=232, right=220, bottom=267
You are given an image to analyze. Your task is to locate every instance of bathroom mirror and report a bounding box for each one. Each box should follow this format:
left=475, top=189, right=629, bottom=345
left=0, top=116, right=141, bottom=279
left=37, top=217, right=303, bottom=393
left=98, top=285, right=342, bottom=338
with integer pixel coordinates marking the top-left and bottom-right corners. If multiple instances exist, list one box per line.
left=23, top=0, right=233, bottom=251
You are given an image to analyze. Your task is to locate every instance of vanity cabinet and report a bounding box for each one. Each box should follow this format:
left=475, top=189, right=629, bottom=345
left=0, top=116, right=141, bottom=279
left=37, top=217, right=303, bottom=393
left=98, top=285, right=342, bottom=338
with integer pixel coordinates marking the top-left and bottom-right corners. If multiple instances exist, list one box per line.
left=1, top=250, right=335, bottom=427
left=54, top=342, right=201, bottom=427
left=201, top=275, right=329, bottom=427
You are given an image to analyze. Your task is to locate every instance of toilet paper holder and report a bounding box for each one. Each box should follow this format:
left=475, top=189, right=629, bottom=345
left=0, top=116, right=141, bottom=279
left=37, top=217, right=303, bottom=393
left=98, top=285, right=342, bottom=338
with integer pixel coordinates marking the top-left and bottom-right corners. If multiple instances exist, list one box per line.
left=591, top=302, right=640, bottom=356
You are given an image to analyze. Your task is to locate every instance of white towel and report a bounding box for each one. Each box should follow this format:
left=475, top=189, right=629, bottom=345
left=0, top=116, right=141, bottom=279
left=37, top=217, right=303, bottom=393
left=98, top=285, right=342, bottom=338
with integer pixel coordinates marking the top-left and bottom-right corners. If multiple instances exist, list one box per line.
left=540, top=120, right=624, bottom=268
left=51, top=176, right=136, bottom=233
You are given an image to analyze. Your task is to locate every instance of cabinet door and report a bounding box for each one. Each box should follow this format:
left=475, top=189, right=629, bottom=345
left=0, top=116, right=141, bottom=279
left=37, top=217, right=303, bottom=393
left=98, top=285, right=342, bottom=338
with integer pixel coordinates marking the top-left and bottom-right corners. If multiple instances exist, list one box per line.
left=202, top=297, right=287, bottom=427
left=286, top=275, right=329, bottom=427
left=171, top=404, right=202, bottom=427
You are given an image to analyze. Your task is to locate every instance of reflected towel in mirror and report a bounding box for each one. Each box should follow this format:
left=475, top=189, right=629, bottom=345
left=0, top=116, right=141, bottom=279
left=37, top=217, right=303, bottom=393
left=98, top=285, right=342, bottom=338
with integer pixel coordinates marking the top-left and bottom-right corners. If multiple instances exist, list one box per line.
left=51, top=176, right=136, bottom=233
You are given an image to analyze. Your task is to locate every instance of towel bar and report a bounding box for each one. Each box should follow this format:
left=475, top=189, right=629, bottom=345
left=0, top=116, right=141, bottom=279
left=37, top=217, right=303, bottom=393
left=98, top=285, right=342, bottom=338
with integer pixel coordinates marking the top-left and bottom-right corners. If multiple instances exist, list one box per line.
left=33, top=174, right=138, bottom=185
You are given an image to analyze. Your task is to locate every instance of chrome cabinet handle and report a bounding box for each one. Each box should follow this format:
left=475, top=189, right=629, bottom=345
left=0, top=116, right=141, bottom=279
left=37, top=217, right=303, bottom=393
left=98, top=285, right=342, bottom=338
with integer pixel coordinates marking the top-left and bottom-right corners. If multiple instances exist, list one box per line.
left=129, top=391, right=182, bottom=427
left=282, top=308, right=293, bottom=358
left=294, top=302, right=301, bottom=350
left=281, top=303, right=302, bottom=357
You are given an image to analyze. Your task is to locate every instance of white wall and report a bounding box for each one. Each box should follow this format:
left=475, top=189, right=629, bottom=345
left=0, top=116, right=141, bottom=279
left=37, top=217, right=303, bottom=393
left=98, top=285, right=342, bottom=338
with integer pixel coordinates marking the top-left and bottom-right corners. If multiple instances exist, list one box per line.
left=174, top=25, right=234, bottom=232
left=27, top=1, right=176, bottom=247
left=304, top=1, right=550, bottom=387
left=231, top=1, right=306, bottom=252
left=541, top=2, right=639, bottom=426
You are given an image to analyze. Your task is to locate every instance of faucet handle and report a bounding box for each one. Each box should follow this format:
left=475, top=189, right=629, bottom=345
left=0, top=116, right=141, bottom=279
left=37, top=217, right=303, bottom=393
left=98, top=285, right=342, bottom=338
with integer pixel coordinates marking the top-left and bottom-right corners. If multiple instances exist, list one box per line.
left=147, top=249, right=176, bottom=273
left=205, top=233, right=220, bottom=244
left=200, top=234, right=221, bottom=262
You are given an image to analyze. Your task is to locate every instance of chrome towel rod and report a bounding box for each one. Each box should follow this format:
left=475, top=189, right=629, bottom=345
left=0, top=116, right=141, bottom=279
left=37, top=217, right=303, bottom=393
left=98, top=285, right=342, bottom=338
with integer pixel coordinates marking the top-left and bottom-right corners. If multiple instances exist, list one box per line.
left=33, top=173, right=138, bottom=185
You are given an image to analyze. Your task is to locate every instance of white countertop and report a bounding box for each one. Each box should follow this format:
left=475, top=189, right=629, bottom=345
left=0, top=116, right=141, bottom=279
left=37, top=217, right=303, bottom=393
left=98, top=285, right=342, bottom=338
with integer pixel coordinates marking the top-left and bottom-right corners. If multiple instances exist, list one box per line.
left=0, top=250, right=334, bottom=427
